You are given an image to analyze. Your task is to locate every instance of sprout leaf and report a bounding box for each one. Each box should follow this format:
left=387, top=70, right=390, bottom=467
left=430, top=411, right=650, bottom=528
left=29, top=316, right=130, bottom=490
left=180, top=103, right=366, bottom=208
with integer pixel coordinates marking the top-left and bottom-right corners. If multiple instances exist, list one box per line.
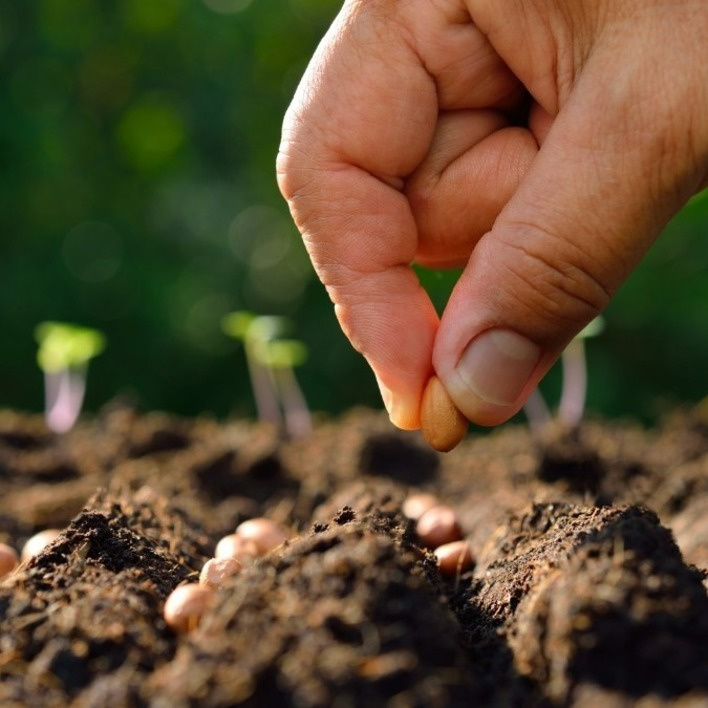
left=221, top=311, right=256, bottom=341
left=575, top=316, right=605, bottom=341
left=35, top=322, right=106, bottom=373
left=254, top=339, right=308, bottom=369
left=221, top=312, right=292, bottom=343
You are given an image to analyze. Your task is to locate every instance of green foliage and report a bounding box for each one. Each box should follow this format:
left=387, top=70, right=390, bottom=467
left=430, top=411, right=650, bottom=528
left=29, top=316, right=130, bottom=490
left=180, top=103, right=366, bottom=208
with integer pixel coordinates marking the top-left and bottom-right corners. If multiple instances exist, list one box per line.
left=35, top=321, right=105, bottom=372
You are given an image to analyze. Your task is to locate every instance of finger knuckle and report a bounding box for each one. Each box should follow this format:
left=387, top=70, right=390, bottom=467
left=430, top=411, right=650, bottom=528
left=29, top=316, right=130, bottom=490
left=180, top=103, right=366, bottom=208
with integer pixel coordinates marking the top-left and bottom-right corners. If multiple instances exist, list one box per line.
left=495, top=226, right=612, bottom=334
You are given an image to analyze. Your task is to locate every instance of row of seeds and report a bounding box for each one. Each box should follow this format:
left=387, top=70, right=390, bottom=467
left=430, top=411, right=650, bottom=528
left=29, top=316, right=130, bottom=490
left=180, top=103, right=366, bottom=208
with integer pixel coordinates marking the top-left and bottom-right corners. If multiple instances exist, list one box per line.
left=165, top=495, right=475, bottom=633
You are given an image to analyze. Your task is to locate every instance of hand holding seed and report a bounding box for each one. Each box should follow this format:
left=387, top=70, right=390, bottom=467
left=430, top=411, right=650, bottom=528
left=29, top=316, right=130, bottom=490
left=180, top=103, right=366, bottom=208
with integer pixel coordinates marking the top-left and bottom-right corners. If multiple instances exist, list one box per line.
left=278, top=0, right=708, bottom=429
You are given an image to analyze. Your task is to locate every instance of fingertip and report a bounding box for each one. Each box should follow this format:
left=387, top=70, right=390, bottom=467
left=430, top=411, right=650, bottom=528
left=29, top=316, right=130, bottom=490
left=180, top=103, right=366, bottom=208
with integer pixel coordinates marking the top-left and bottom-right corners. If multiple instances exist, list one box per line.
left=375, top=369, right=424, bottom=431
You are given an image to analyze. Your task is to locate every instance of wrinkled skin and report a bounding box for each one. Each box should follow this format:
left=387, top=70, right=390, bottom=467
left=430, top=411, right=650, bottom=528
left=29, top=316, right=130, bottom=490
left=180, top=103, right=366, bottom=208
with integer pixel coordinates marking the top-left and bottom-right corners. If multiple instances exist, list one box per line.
left=278, top=0, right=708, bottom=429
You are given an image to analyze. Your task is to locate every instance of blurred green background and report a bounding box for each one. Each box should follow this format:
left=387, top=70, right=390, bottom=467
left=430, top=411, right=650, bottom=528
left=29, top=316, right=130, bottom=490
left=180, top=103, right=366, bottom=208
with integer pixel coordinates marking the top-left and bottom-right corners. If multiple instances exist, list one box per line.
left=1, top=0, right=706, bottom=426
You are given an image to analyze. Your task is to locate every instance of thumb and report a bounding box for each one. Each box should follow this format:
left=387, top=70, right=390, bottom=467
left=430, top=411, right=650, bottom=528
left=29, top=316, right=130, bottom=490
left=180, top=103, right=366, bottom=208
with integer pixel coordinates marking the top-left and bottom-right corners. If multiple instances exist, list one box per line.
left=434, top=49, right=706, bottom=426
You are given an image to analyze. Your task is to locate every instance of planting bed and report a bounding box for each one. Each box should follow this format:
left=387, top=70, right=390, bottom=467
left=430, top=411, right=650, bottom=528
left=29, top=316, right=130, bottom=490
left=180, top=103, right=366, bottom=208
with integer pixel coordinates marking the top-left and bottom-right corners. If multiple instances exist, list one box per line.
left=0, top=403, right=707, bottom=706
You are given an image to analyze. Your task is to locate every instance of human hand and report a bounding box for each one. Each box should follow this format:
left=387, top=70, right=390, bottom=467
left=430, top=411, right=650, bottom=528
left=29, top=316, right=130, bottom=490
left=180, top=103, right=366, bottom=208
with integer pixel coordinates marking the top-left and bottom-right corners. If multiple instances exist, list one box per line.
left=277, top=0, right=708, bottom=430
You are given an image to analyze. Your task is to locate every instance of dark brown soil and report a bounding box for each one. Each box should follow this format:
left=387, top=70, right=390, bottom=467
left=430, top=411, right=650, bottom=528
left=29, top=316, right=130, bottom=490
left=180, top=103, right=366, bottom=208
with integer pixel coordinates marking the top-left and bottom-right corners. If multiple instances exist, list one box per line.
left=0, top=403, right=707, bottom=706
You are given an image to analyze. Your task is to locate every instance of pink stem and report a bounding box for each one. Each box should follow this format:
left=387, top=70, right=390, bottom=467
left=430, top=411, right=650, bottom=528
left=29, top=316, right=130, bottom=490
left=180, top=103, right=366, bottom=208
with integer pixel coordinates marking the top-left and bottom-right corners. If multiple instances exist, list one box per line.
left=45, top=367, right=86, bottom=433
left=558, top=340, right=587, bottom=429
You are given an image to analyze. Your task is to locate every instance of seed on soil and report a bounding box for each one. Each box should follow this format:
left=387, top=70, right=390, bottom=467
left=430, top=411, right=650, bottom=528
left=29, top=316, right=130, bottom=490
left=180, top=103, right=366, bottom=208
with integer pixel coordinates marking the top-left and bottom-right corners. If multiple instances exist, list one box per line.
left=434, top=540, right=474, bottom=577
left=214, top=533, right=260, bottom=563
left=416, top=505, right=462, bottom=548
left=236, top=517, right=289, bottom=555
left=199, top=557, right=242, bottom=589
left=21, top=529, right=63, bottom=562
left=420, top=376, right=468, bottom=452
left=0, top=543, right=19, bottom=578
left=402, top=493, right=439, bottom=521
left=163, top=583, right=215, bottom=633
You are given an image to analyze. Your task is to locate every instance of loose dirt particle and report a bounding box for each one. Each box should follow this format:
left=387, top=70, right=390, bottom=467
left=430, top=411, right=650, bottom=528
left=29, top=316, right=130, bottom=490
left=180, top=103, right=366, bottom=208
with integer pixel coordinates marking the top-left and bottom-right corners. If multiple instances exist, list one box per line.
left=236, top=518, right=289, bottom=555
left=200, top=557, right=241, bottom=589
left=434, top=540, right=474, bottom=577
left=416, top=505, right=462, bottom=548
left=163, top=583, right=215, bottom=633
left=0, top=543, right=18, bottom=577
left=21, top=528, right=62, bottom=561
left=420, top=376, right=468, bottom=452
left=402, top=493, right=439, bottom=521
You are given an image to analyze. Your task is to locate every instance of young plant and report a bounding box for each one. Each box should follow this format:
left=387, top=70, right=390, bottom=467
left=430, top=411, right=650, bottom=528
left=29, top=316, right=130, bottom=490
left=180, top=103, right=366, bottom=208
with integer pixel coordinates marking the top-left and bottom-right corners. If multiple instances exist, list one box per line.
left=222, top=312, right=282, bottom=427
left=222, top=311, right=311, bottom=438
left=254, top=336, right=311, bottom=438
left=35, top=321, right=106, bottom=434
left=523, top=316, right=605, bottom=432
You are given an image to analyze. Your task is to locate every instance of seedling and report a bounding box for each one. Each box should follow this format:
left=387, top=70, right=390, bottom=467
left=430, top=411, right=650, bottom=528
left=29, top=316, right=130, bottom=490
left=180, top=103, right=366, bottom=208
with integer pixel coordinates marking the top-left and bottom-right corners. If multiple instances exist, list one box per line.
left=222, top=312, right=311, bottom=438
left=523, top=316, right=605, bottom=432
left=35, top=322, right=106, bottom=434
left=222, top=312, right=281, bottom=427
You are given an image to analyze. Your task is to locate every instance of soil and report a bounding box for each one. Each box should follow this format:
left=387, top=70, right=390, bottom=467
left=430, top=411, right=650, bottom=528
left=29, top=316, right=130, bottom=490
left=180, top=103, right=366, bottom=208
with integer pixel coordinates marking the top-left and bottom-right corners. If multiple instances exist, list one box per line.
left=0, top=402, right=707, bottom=707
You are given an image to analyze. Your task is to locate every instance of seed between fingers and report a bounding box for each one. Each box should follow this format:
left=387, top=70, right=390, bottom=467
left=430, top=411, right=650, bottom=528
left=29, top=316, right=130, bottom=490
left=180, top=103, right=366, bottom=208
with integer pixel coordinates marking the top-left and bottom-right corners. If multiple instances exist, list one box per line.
left=420, top=376, right=468, bottom=452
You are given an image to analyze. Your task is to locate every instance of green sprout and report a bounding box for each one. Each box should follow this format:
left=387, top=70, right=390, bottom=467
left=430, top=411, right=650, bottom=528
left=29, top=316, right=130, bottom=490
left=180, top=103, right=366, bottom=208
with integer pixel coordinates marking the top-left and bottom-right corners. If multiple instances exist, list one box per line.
left=35, top=321, right=106, bottom=433
left=222, top=312, right=311, bottom=438
left=524, top=316, right=605, bottom=433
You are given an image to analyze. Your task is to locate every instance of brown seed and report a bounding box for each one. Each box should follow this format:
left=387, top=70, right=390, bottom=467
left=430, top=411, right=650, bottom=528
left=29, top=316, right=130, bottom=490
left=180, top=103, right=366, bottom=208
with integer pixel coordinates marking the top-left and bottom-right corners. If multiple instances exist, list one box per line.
left=21, top=529, right=62, bottom=562
left=0, top=543, right=19, bottom=578
left=214, top=533, right=260, bottom=564
left=199, top=557, right=241, bottom=589
left=420, top=376, right=468, bottom=452
left=163, top=583, right=214, bottom=633
left=434, top=540, right=474, bottom=578
left=402, top=493, right=439, bottom=521
left=416, top=505, right=462, bottom=548
left=236, top=518, right=289, bottom=555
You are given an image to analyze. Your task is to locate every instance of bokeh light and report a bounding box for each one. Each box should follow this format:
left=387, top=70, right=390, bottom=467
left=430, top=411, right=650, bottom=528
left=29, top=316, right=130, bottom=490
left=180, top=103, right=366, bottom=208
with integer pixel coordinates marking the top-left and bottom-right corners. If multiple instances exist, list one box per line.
left=63, top=222, right=123, bottom=284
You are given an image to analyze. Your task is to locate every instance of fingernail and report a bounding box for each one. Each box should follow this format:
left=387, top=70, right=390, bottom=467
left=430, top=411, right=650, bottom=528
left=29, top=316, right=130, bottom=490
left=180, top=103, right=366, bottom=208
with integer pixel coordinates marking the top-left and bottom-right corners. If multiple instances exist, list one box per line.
left=456, top=329, right=541, bottom=407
